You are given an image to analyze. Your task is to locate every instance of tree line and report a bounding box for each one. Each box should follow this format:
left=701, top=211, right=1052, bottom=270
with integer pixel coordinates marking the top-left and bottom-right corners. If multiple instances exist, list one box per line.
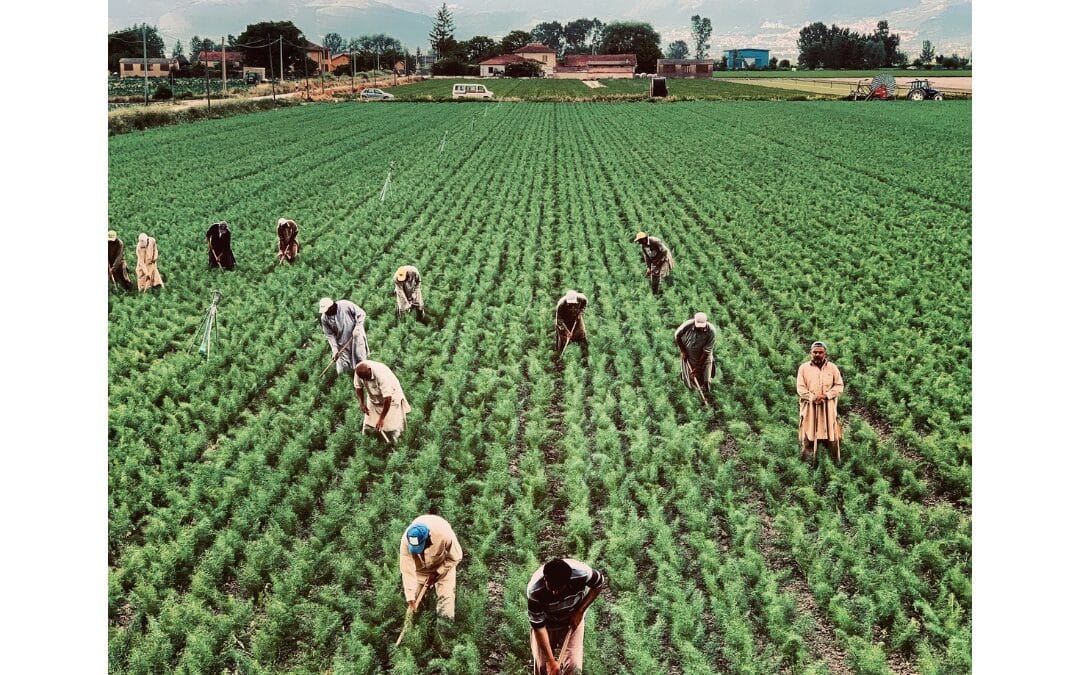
left=797, top=20, right=970, bottom=71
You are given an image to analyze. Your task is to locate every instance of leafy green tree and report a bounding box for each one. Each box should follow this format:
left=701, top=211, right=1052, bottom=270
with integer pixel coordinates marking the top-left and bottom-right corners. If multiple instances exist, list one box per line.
left=920, top=40, right=935, bottom=64
left=500, top=30, right=532, bottom=54
left=768, top=56, right=778, bottom=70
left=505, top=59, right=542, bottom=77
left=531, top=21, right=564, bottom=54
left=665, top=40, right=689, bottom=59
left=871, top=20, right=900, bottom=66
left=461, top=35, right=499, bottom=64
left=429, top=3, right=456, bottom=58
left=234, top=22, right=306, bottom=74
left=599, top=21, right=663, bottom=74
left=109, top=24, right=165, bottom=73
left=690, top=15, right=712, bottom=60
left=778, top=58, right=790, bottom=69
left=171, top=40, right=185, bottom=59
left=323, top=32, right=345, bottom=54
left=564, top=18, right=603, bottom=54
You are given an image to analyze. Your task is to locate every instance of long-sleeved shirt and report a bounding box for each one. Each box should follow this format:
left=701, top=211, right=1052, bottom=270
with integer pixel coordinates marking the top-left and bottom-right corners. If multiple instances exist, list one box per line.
left=796, top=359, right=845, bottom=442
left=555, top=294, right=588, bottom=328
left=396, top=266, right=421, bottom=300
left=526, top=559, right=607, bottom=629
left=320, top=300, right=369, bottom=370
left=640, top=237, right=672, bottom=269
left=399, top=514, right=463, bottom=599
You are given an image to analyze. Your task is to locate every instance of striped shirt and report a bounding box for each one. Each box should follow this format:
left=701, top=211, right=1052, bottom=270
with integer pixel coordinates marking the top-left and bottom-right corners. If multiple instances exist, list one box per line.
left=526, top=559, right=606, bottom=628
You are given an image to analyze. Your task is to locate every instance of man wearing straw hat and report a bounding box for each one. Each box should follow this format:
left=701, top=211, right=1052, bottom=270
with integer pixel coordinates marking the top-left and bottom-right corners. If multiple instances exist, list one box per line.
left=107, top=230, right=133, bottom=291
left=353, top=359, right=411, bottom=445
left=394, top=265, right=425, bottom=320
left=554, top=289, right=588, bottom=359
left=319, top=297, right=370, bottom=376
left=276, top=218, right=300, bottom=263
left=399, top=514, right=463, bottom=620
left=526, top=558, right=607, bottom=674
left=796, top=341, right=845, bottom=463
left=674, top=312, right=716, bottom=393
left=633, top=231, right=674, bottom=295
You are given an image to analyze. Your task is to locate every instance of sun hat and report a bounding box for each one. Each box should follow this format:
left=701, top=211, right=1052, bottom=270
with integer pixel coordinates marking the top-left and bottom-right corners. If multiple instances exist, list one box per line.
left=396, top=266, right=408, bottom=282
left=633, top=231, right=647, bottom=242
left=319, top=297, right=334, bottom=314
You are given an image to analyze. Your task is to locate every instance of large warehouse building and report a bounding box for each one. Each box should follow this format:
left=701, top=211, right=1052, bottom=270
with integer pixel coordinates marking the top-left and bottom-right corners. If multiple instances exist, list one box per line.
left=724, top=48, right=770, bottom=70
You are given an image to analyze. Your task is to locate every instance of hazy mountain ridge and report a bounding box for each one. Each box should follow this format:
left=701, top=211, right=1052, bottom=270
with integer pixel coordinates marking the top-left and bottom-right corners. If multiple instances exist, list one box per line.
left=110, top=0, right=971, bottom=61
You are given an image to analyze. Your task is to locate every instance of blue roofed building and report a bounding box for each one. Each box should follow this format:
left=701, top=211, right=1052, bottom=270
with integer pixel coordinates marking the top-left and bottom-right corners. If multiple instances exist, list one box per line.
left=725, top=49, right=770, bottom=70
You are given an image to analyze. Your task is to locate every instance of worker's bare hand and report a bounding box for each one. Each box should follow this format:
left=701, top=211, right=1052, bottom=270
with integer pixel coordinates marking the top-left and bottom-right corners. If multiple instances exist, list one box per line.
left=408, top=600, right=417, bottom=611
left=360, top=405, right=369, bottom=414
left=545, top=657, right=561, bottom=675
left=376, top=419, right=385, bottom=432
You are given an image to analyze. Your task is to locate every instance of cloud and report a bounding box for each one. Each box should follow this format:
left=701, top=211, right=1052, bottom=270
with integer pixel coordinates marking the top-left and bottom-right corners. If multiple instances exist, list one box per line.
left=760, top=21, right=791, bottom=30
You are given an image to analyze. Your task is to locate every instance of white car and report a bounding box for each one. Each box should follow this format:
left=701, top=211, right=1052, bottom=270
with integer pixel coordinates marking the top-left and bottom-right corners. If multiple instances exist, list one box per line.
left=452, top=83, right=493, bottom=99
left=360, top=88, right=395, bottom=101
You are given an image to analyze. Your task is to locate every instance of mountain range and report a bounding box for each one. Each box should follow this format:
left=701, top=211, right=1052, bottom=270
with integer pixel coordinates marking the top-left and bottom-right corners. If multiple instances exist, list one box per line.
left=108, top=0, right=972, bottom=62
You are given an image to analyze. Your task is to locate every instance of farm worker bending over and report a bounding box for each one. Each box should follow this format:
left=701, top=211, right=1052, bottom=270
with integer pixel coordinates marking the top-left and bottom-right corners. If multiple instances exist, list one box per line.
left=527, top=558, right=607, bottom=675
left=206, top=221, right=236, bottom=270
left=319, top=297, right=370, bottom=376
left=796, top=341, right=845, bottom=464
left=399, top=514, right=463, bottom=620
left=107, top=230, right=133, bottom=291
left=675, top=312, right=716, bottom=393
left=354, top=360, right=412, bottom=445
left=394, top=265, right=425, bottom=319
left=276, top=218, right=300, bottom=263
left=554, top=289, right=588, bottom=358
left=633, top=231, right=674, bottom=295
left=135, top=233, right=164, bottom=292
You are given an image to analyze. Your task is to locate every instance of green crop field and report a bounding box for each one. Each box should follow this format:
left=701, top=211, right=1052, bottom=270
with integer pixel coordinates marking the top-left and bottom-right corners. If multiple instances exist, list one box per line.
left=108, top=101, right=971, bottom=674
left=382, top=78, right=823, bottom=100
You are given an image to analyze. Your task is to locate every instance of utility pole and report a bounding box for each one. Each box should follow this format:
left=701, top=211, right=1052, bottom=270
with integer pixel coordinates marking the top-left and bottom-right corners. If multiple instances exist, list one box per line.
left=319, top=44, right=325, bottom=93
left=351, top=51, right=356, bottom=93
left=221, top=36, right=227, bottom=95
left=279, top=37, right=284, bottom=86
left=268, top=42, right=277, bottom=102
left=142, top=24, right=149, bottom=106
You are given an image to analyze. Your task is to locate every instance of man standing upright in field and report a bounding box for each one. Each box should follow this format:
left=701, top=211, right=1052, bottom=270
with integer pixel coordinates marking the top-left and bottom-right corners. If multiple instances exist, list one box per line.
left=354, top=360, right=411, bottom=445
left=399, top=514, right=463, bottom=620
left=527, top=557, right=607, bottom=675
left=206, top=221, right=236, bottom=270
left=554, top=289, right=588, bottom=359
left=633, top=231, right=674, bottom=295
left=675, top=312, right=716, bottom=393
left=319, top=297, right=370, bottom=376
left=135, top=233, right=164, bottom=292
left=796, top=341, right=845, bottom=464
left=394, top=265, right=426, bottom=320
left=276, top=218, right=300, bottom=263
left=107, top=230, right=133, bottom=291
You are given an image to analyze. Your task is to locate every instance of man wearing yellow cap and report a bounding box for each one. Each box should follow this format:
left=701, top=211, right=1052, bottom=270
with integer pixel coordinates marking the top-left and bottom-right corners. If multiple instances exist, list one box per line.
left=393, top=265, right=425, bottom=320
left=674, top=312, right=716, bottom=393
left=633, top=231, right=674, bottom=295
left=107, top=230, right=133, bottom=291
left=276, top=217, right=300, bottom=263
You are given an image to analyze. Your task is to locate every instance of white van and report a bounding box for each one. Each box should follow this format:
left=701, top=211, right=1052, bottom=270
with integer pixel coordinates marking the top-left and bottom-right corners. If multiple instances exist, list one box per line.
left=452, top=83, right=494, bottom=100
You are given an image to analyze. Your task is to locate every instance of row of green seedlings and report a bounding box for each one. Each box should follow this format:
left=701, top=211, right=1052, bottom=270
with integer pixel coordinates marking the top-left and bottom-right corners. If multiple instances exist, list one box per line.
left=108, top=103, right=489, bottom=554
left=111, top=104, right=553, bottom=672
left=642, top=102, right=972, bottom=499
left=558, top=112, right=836, bottom=673
left=597, top=103, right=971, bottom=671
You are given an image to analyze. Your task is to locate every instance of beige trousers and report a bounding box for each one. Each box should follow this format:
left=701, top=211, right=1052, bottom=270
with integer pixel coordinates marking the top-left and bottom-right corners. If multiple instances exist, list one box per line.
left=531, top=619, right=585, bottom=674
left=413, top=566, right=457, bottom=619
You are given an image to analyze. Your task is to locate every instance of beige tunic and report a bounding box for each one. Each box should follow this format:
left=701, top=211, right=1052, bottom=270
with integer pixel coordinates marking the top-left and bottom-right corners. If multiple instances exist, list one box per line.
left=796, top=360, right=844, bottom=442
left=354, top=360, right=412, bottom=432
left=135, top=234, right=164, bottom=291
left=399, top=514, right=463, bottom=618
left=394, top=266, right=424, bottom=312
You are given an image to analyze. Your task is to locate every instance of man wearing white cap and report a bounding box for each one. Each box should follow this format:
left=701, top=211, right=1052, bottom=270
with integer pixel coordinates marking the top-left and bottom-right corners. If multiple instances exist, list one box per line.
left=633, top=231, right=674, bottom=295
left=107, top=230, right=133, bottom=291
left=674, top=312, right=716, bottom=393
left=135, top=233, right=164, bottom=292
left=796, top=341, right=845, bottom=464
left=394, top=265, right=425, bottom=320
left=554, top=289, right=588, bottom=358
left=276, top=218, right=299, bottom=263
left=399, top=514, right=462, bottom=619
left=319, top=298, right=370, bottom=376
left=354, top=360, right=411, bottom=444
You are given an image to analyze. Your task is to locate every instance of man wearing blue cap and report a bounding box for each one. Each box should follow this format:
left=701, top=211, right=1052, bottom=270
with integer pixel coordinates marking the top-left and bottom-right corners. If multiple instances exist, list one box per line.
left=797, top=341, right=845, bottom=463
left=399, top=514, right=463, bottom=619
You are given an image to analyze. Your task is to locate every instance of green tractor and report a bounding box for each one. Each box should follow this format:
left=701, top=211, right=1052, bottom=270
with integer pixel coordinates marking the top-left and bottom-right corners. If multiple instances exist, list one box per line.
left=906, top=79, right=944, bottom=101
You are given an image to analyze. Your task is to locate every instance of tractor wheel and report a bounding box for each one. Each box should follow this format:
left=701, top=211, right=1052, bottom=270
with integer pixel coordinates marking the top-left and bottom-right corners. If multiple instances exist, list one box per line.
left=908, top=90, right=925, bottom=101
left=932, top=93, right=944, bottom=101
